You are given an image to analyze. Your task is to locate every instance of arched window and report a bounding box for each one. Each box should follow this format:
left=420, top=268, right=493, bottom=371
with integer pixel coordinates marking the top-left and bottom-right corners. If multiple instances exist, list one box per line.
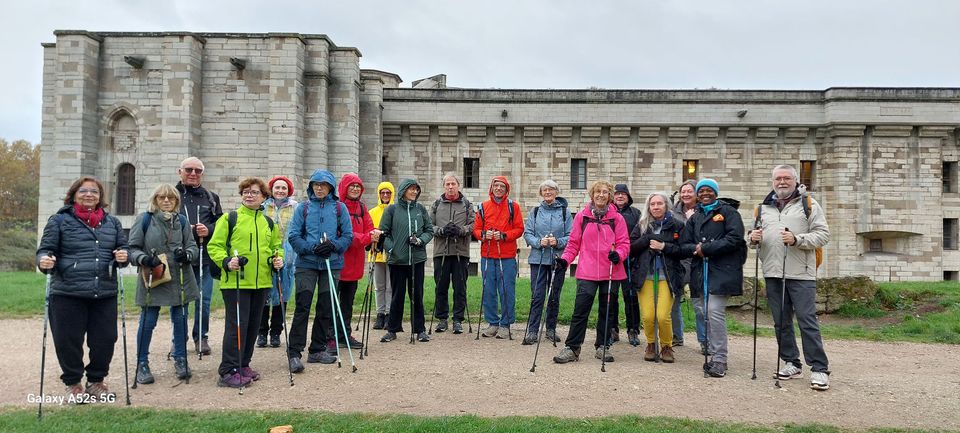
left=116, top=163, right=136, bottom=215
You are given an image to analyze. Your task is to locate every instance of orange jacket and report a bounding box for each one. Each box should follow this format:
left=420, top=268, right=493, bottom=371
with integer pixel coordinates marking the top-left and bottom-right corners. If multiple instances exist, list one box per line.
left=472, top=176, right=524, bottom=259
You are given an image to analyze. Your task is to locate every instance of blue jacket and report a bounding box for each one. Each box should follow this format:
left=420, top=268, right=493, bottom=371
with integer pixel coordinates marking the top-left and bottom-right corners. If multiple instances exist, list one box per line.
left=523, top=197, right=573, bottom=265
left=287, top=169, right=353, bottom=271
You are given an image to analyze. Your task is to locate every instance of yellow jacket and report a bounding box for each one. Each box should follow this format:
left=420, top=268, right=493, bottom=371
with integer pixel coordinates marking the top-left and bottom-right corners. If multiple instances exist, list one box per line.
left=368, top=181, right=395, bottom=263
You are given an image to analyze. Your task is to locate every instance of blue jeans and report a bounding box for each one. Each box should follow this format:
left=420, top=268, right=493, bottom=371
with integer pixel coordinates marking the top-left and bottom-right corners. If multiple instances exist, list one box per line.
left=672, top=294, right=685, bottom=343
left=526, top=263, right=564, bottom=335
left=191, top=264, right=213, bottom=341
left=137, top=305, right=188, bottom=362
left=481, top=257, right=517, bottom=326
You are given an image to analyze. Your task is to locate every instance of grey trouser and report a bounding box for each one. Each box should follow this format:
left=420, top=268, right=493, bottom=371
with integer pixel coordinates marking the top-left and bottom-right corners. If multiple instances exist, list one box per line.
left=694, top=293, right=729, bottom=363
left=765, top=278, right=829, bottom=373
left=374, top=262, right=392, bottom=314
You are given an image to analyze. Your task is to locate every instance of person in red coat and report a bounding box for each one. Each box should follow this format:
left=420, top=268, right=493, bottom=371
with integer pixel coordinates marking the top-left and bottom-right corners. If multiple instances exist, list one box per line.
left=472, top=176, right=524, bottom=339
left=335, top=173, right=374, bottom=349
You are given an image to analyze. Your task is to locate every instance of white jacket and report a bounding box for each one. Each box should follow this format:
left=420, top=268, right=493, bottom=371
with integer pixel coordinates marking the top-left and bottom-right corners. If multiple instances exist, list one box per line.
left=750, top=191, right=829, bottom=281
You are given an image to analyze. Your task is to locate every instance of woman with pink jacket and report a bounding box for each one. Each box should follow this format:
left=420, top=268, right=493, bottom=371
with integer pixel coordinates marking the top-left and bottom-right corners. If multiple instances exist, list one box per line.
left=552, top=180, right=630, bottom=364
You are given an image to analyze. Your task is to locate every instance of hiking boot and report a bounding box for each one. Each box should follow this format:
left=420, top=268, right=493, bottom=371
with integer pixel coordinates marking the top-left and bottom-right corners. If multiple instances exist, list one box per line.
left=521, top=334, right=537, bottom=345
left=452, top=321, right=463, bottom=334
left=495, top=326, right=511, bottom=339
left=644, top=343, right=658, bottom=362
left=256, top=334, right=267, bottom=348
left=85, top=381, right=116, bottom=402
left=435, top=319, right=448, bottom=333
left=595, top=346, right=614, bottom=362
left=174, top=357, right=192, bottom=380
left=777, top=363, right=802, bottom=380
left=610, top=328, right=620, bottom=344
left=660, top=345, right=675, bottom=363
left=288, top=356, right=304, bottom=374
left=417, top=331, right=431, bottom=342
left=135, top=362, right=155, bottom=385
left=553, top=346, right=580, bottom=364
left=196, top=337, right=211, bottom=356
left=380, top=331, right=397, bottom=342
left=270, top=334, right=281, bottom=348
left=810, top=372, right=830, bottom=391
left=627, top=329, right=641, bottom=347
left=217, top=372, right=247, bottom=388
left=240, top=366, right=261, bottom=381
left=325, top=339, right=337, bottom=354
left=373, top=313, right=386, bottom=330
left=307, top=351, right=336, bottom=364
left=545, top=328, right=561, bottom=343
left=339, top=336, right=364, bottom=349
left=704, top=361, right=727, bottom=378
left=482, top=324, right=499, bottom=338
left=65, top=383, right=87, bottom=405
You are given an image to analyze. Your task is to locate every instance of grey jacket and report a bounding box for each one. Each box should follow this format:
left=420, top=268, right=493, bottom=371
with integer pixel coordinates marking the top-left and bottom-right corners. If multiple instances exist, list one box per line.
left=430, top=192, right=475, bottom=258
left=128, top=212, right=200, bottom=306
left=751, top=191, right=829, bottom=281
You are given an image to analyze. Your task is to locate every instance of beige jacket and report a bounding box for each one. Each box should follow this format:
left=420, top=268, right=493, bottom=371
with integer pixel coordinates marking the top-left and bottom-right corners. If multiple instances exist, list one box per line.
left=750, top=192, right=829, bottom=281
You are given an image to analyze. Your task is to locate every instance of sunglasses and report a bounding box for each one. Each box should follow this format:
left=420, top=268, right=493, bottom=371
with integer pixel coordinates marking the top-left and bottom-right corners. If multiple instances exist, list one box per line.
left=78, top=188, right=100, bottom=195
left=181, top=167, right=203, bottom=174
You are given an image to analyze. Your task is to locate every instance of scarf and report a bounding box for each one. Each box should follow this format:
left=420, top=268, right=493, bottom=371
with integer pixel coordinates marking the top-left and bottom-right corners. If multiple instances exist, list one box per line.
left=73, top=203, right=104, bottom=228
left=698, top=200, right=720, bottom=215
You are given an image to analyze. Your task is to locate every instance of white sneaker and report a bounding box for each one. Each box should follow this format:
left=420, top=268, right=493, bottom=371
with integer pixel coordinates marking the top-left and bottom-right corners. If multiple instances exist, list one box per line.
left=810, top=372, right=830, bottom=391
left=776, top=363, right=802, bottom=380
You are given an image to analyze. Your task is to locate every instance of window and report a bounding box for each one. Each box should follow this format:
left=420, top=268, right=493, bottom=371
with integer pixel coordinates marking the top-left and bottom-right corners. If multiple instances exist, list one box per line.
left=944, top=271, right=958, bottom=281
left=682, top=160, right=698, bottom=182
left=945, top=219, right=959, bottom=250
left=943, top=161, right=957, bottom=193
left=869, top=239, right=883, bottom=253
left=116, top=163, right=136, bottom=215
left=381, top=156, right=388, bottom=176
left=463, top=158, right=480, bottom=189
left=800, top=160, right=816, bottom=190
left=571, top=158, right=587, bottom=190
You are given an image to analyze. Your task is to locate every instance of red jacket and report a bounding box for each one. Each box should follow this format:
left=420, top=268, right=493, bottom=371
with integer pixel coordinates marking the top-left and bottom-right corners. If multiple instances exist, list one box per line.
left=338, top=173, right=374, bottom=281
left=472, top=176, right=524, bottom=259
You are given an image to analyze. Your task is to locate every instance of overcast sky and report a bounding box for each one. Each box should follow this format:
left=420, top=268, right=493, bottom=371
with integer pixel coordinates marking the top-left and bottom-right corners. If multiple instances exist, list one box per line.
left=4, top=0, right=958, bottom=144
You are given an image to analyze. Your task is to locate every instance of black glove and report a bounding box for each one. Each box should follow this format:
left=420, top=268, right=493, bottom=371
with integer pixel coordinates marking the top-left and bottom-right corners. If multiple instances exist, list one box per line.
left=554, top=256, right=568, bottom=270
left=174, top=247, right=191, bottom=264
left=375, top=240, right=385, bottom=252
left=408, top=235, right=423, bottom=247
left=313, top=241, right=335, bottom=258
left=236, top=256, right=249, bottom=268
left=608, top=250, right=620, bottom=265
left=140, top=254, right=163, bottom=268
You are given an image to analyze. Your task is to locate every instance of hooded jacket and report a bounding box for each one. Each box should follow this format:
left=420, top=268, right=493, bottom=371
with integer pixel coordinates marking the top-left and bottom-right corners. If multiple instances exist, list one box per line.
left=679, top=198, right=746, bottom=297
left=472, top=176, right=525, bottom=259
left=560, top=203, right=630, bottom=281
left=338, top=173, right=375, bottom=281
left=128, top=211, right=200, bottom=306
left=287, top=169, right=354, bottom=271
left=369, top=181, right=395, bottom=264
left=523, top=197, right=573, bottom=265
left=430, top=191, right=475, bottom=258
left=207, top=204, right=284, bottom=289
left=752, top=190, right=829, bottom=281
left=629, top=212, right=686, bottom=297
left=379, top=178, right=434, bottom=265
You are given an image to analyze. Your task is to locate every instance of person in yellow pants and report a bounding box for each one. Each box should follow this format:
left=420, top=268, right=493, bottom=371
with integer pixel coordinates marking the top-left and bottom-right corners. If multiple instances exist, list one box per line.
left=629, top=192, right=686, bottom=363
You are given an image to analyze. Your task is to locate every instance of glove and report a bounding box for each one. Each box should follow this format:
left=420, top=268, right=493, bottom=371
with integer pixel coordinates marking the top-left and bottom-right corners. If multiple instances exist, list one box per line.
left=375, top=240, right=385, bottom=252
left=174, top=247, right=191, bottom=264
left=236, top=256, right=249, bottom=268
left=408, top=235, right=423, bottom=247
left=313, top=241, right=335, bottom=258
left=607, top=250, right=621, bottom=265
left=554, top=256, right=568, bottom=270
left=140, top=254, right=163, bottom=268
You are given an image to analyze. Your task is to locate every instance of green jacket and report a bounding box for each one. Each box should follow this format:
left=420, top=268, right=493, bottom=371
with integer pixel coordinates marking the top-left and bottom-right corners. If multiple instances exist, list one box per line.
left=208, top=205, right=283, bottom=289
left=380, top=178, right=434, bottom=265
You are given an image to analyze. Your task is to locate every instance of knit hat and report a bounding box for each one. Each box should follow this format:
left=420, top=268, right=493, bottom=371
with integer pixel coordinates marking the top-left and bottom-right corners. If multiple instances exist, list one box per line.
left=268, top=175, right=294, bottom=197
left=695, top=178, right=719, bottom=196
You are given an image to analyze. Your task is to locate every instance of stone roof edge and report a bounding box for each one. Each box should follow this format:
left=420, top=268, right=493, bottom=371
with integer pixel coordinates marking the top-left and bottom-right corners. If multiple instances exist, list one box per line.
left=361, top=69, right=402, bottom=84
left=52, top=30, right=340, bottom=47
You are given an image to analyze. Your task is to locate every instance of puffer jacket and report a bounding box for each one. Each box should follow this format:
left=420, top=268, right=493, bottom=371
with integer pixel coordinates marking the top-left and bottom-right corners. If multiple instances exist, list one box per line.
left=472, top=176, right=525, bottom=259
left=380, top=178, right=434, bottom=265
left=36, top=205, right=129, bottom=299
left=287, top=169, right=354, bottom=271
left=560, top=203, right=630, bottom=281
left=752, top=190, right=829, bottom=281
left=338, top=173, right=374, bottom=281
left=629, top=212, right=685, bottom=297
left=679, top=199, right=746, bottom=297
left=523, top=197, right=573, bottom=265
left=128, top=211, right=199, bottom=306
left=208, top=204, right=283, bottom=289
left=368, top=181, right=395, bottom=263
left=430, top=191, right=475, bottom=258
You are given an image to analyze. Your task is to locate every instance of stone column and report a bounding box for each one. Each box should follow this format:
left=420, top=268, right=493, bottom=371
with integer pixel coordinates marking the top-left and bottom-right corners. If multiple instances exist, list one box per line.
left=266, top=34, right=305, bottom=181
left=327, top=47, right=361, bottom=175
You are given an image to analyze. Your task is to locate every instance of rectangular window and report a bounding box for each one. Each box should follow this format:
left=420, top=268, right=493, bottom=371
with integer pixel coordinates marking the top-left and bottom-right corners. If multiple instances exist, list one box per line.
left=570, top=159, right=587, bottom=190
left=945, top=219, right=959, bottom=250
left=943, top=161, right=957, bottom=193
left=944, top=271, right=958, bottom=281
left=381, top=156, right=388, bottom=176
left=463, top=158, right=480, bottom=189
left=682, top=160, right=698, bottom=182
left=869, top=238, right=883, bottom=253
left=800, top=160, right=816, bottom=191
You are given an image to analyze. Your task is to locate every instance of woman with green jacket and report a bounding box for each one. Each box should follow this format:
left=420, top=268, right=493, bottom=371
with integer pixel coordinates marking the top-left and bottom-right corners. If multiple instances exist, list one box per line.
left=207, top=177, right=284, bottom=388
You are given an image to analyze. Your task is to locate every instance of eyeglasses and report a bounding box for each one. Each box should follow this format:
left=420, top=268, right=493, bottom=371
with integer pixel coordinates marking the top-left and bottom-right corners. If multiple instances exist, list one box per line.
left=348, top=184, right=362, bottom=190
left=492, top=184, right=507, bottom=190
left=773, top=176, right=795, bottom=182
left=241, top=190, right=262, bottom=196
left=78, top=188, right=100, bottom=195
left=380, top=191, right=392, bottom=195
left=157, top=195, right=176, bottom=201
left=181, top=167, right=203, bottom=174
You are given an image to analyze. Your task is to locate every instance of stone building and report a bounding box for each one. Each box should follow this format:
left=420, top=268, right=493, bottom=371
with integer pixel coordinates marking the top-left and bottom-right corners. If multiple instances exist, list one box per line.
left=39, top=31, right=960, bottom=281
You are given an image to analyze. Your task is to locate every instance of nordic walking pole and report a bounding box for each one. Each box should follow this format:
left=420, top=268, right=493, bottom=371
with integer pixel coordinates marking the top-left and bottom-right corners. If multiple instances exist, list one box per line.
left=115, top=258, right=132, bottom=405
left=178, top=258, right=190, bottom=384
left=751, top=213, right=762, bottom=380
left=524, top=248, right=547, bottom=342
left=494, top=234, right=512, bottom=340
left=37, top=252, right=54, bottom=420
left=408, top=218, right=418, bottom=344
left=546, top=252, right=560, bottom=348
left=653, top=255, right=661, bottom=363
left=233, top=249, right=244, bottom=395
left=530, top=257, right=557, bottom=372
left=463, top=256, right=473, bottom=334
left=359, top=247, right=377, bottom=358
left=775, top=228, right=790, bottom=389
left=321, top=234, right=345, bottom=368
left=429, top=250, right=447, bottom=336
left=601, top=243, right=615, bottom=373
left=475, top=236, right=490, bottom=340
left=702, top=238, right=711, bottom=377
left=197, top=205, right=205, bottom=361
left=273, top=250, right=294, bottom=386
left=324, top=233, right=358, bottom=372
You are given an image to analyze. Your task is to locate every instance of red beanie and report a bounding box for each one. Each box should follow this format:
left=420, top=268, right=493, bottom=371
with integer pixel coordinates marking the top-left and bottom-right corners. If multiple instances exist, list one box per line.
left=268, top=175, right=294, bottom=197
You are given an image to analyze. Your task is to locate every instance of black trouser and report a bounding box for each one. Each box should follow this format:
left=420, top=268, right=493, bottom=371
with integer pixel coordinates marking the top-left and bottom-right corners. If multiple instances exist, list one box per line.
left=288, top=268, right=338, bottom=359
left=335, top=280, right=358, bottom=340
left=434, top=255, right=468, bottom=322
left=259, top=303, right=285, bottom=337
left=613, top=279, right=640, bottom=331
left=49, top=294, right=118, bottom=386
left=564, top=279, right=618, bottom=351
left=218, top=288, right=267, bottom=376
left=387, top=262, right=426, bottom=333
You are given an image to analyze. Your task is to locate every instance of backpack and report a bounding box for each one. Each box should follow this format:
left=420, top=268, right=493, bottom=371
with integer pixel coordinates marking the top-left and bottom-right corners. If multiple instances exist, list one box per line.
left=217, top=209, right=275, bottom=281
left=432, top=196, right=472, bottom=229
left=754, top=193, right=823, bottom=269
left=299, top=200, right=346, bottom=239
left=477, top=199, right=515, bottom=228
left=530, top=203, right=569, bottom=226
left=140, top=212, right=189, bottom=236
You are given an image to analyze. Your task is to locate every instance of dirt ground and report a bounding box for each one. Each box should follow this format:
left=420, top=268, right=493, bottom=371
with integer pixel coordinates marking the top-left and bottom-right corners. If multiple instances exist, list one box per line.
left=5, top=314, right=959, bottom=431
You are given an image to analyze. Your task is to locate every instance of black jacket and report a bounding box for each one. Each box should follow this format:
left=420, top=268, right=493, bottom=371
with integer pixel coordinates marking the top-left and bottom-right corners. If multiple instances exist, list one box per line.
left=679, top=200, right=746, bottom=297
left=629, top=213, right=686, bottom=297
left=176, top=182, right=223, bottom=277
left=36, top=205, right=129, bottom=299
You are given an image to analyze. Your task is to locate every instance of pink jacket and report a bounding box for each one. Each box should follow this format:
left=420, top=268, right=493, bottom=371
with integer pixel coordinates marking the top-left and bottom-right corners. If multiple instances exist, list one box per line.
left=561, top=203, right=630, bottom=281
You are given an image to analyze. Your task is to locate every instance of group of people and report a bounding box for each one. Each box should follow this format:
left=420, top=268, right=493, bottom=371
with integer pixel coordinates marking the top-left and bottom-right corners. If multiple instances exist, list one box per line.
left=36, top=158, right=833, bottom=401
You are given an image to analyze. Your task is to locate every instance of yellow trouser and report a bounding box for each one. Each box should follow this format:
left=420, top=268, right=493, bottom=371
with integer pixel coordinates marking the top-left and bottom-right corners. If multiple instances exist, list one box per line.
left=639, top=277, right=673, bottom=346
